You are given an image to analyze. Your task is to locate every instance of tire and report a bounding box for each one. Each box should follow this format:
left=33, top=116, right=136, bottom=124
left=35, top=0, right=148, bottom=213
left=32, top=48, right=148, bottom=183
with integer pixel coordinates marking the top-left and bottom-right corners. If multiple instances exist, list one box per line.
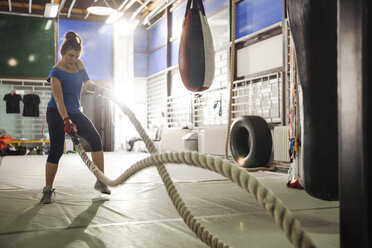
left=229, top=116, right=272, bottom=168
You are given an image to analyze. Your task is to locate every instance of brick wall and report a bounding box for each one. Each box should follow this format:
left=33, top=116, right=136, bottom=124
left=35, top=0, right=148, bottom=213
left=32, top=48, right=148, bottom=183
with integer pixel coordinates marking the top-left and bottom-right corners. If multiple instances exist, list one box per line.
left=0, top=79, right=51, bottom=140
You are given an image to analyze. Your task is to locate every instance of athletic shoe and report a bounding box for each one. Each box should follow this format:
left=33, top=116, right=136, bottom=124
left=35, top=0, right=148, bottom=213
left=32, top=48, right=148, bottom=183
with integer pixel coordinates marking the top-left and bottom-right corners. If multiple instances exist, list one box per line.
left=94, top=180, right=111, bottom=195
left=40, top=186, right=55, bottom=204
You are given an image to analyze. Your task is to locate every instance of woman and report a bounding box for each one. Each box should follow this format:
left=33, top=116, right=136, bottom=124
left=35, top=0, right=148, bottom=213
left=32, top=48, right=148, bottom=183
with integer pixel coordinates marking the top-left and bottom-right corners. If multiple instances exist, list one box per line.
left=41, top=31, right=110, bottom=204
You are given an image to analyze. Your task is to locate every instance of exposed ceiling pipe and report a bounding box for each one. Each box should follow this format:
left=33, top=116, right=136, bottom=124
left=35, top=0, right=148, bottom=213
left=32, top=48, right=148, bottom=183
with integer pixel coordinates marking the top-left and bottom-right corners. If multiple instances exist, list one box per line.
left=125, top=0, right=138, bottom=11
left=143, top=0, right=166, bottom=20
left=67, top=0, right=76, bottom=17
left=29, top=0, right=32, bottom=13
left=103, top=0, right=112, bottom=8
left=57, top=0, right=66, bottom=14
left=0, top=10, right=43, bottom=17
left=117, top=0, right=130, bottom=11
left=143, top=0, right=178, bottom=25
left=129, top=0, right=151, bottom=22
left=85, top=0, right=94, bottom=19
left=8, top=0, right=12, bottom=11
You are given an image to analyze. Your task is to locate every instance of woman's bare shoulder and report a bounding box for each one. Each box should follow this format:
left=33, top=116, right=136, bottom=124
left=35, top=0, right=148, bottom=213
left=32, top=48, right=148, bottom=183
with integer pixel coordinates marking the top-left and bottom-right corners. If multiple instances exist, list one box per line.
left=53, top=62, right=62, bottom=69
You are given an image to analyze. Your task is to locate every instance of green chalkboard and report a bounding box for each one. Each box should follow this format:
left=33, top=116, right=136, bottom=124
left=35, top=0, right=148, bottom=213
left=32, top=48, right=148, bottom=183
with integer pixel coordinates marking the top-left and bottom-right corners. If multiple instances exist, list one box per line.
left=0, top=14, right=55, bottom=78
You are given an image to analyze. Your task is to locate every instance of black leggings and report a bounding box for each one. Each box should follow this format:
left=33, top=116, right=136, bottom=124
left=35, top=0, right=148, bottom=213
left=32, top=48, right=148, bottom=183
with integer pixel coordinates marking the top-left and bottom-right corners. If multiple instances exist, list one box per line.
left=46, top=108, right=102, bottom=164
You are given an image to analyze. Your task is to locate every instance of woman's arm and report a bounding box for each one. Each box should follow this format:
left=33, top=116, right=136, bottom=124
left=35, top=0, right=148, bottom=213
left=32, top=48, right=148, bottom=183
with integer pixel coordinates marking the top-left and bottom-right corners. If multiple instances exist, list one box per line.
left=78, top=59, right=94, bottom=93
left=50, top=76, right=69, bottom=120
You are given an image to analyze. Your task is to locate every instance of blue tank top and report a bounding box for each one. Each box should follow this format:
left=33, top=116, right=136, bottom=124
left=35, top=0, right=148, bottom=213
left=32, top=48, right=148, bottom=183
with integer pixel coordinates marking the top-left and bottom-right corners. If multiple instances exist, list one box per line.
left=47, top=67, right=90, bottom=114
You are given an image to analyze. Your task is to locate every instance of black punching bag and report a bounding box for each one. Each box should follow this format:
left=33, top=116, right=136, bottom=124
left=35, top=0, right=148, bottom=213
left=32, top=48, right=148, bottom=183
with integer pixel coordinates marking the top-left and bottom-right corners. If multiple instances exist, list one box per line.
left=287, top=1, right=338, bottom=200
left=179, top=0, right=215, bottom=92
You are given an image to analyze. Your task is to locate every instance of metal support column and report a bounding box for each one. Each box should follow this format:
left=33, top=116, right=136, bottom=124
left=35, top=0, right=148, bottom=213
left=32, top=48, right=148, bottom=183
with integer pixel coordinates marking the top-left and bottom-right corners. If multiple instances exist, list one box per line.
left=338, top=0, right=372, bottom=247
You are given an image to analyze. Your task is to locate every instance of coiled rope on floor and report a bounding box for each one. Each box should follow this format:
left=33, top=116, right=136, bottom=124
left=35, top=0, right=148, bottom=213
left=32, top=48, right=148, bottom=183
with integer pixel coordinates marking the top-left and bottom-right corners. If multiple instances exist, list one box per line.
left=70, top=87, right=315, bottom=248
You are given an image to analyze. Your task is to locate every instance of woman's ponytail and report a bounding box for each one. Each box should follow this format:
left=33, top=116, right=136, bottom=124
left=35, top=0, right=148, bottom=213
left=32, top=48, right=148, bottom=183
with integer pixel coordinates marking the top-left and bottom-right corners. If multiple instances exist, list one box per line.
left=61, top=31, right=82, bottom=55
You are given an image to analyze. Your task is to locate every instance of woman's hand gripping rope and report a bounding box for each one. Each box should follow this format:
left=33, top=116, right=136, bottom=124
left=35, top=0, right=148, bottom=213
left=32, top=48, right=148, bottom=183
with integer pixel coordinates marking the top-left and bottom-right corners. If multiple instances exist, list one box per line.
left=63, top=117, right=76, bottom=135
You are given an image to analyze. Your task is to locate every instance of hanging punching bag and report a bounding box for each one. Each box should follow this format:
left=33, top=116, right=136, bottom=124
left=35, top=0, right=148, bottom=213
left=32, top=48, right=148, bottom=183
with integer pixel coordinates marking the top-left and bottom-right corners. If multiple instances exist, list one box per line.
left=179, top=0, right=215, bottom=92
left=287, top=0, right=338, bottom=200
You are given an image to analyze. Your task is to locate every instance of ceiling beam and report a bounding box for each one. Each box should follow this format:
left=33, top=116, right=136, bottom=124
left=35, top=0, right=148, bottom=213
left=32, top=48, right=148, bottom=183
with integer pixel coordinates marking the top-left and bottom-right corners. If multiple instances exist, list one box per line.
left=141, top=0, right=163, bottom=19
left=117, top=0, right=130, bottom=11
left=59, top=7, right=86, bottom=15
left=0, top=1, right=40, bottom=10
left=130, top=0, right=150, bottom=22
left=111, top=0, right=118, bottom=9
left=0, top=1, right=86, bottom=14
left=143, top=0, right=178, bottom=25
left=123, top=0, right=137, bottom=11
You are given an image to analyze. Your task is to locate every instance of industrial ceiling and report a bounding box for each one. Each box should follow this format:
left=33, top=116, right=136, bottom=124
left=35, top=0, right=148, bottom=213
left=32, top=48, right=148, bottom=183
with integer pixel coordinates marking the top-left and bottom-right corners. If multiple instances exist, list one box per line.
left=0, top=0, right=171, bottom=23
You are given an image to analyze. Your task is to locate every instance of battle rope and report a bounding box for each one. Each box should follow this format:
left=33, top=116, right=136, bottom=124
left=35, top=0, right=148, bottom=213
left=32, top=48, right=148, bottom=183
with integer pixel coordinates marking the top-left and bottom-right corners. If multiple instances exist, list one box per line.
left=70, top=87, right=315, bottom=248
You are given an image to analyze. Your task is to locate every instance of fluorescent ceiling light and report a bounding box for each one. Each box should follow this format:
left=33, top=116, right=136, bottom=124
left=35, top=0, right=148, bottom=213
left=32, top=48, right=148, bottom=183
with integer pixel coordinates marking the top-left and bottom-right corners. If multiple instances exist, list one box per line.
left=105, top=11, right=124, bottom=24
left=44, top=3, right=59, bottom=18
left=29, top=0, right=32, bottom=14
left=44, top=19, right=53, bottom=30
left=87, top=6, right=116, bottom=16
